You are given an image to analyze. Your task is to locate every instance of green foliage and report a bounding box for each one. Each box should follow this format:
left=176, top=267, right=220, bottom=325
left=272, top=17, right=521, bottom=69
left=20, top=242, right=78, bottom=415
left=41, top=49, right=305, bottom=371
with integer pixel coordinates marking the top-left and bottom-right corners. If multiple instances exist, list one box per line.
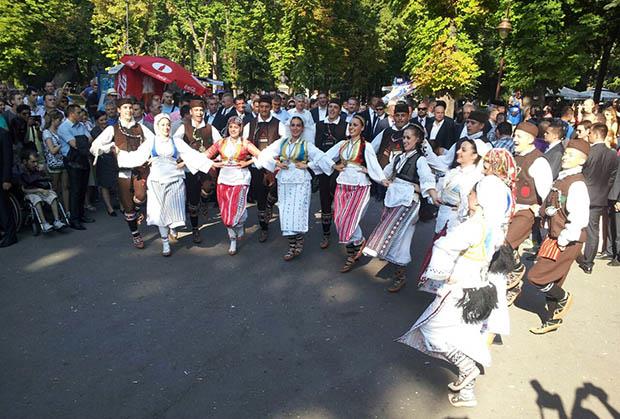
left=0, top=0, right=617, bottom=98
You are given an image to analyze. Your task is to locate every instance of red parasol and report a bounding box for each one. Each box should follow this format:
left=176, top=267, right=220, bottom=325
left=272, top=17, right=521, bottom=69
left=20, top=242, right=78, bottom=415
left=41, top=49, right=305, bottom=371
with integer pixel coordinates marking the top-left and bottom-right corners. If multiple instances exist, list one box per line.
left=120, top=55, right=206, bottom=95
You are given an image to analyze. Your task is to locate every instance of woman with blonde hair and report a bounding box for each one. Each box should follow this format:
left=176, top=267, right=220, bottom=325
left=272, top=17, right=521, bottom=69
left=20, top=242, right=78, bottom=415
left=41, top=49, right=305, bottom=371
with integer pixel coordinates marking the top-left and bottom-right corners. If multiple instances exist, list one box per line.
left=603, top=105, right=618, bottom=149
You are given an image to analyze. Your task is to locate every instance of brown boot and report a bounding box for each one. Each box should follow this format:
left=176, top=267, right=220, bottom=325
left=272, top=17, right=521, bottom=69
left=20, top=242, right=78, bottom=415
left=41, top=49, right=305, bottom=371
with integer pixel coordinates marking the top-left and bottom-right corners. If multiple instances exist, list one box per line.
left=341, top=244, right=358, bottom=273
left=388, top=267, right=407, bottom=293
left=320, top=234, right=330, bottom=249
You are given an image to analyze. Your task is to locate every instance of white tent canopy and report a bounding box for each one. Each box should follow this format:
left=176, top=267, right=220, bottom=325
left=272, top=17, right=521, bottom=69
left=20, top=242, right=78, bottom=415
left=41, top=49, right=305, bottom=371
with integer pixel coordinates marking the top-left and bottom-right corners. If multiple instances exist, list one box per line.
left=550, top=86, right=620, bottom=100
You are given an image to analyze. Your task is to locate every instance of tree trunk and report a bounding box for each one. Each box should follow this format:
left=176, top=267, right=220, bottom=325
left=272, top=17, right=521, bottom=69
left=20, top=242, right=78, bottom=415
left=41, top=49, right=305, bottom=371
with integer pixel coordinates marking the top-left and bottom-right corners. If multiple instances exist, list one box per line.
left=211, top=38, right=219, bottom=80
left=593, top=41, right=614, bottom=103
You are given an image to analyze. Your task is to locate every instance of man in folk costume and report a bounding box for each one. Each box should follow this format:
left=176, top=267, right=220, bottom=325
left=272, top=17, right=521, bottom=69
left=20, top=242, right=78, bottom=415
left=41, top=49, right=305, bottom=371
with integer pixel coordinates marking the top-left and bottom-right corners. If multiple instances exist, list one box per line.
left=90, top=97, right=155, bottom=249
left=504, top=122, right=553, bottom=301
left=528, top=140, right=590, bottom=334
left=314, top=99, right=348, bottom=248
left=172, top=97, right=222, bottom=243
left=242, top=95, right=286, bottom=242
left=370, top=102, right=411, bottom=169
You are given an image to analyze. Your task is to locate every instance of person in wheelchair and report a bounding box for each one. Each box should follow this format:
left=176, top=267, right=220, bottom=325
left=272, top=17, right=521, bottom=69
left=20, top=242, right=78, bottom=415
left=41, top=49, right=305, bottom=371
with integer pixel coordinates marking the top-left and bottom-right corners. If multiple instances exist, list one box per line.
left=20, top=149, right=66, bottom=232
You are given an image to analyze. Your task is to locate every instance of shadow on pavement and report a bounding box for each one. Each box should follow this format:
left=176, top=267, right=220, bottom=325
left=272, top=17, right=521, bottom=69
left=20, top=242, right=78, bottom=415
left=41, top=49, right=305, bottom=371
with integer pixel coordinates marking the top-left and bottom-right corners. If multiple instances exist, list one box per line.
left=531, top=379, right=619, bottom=419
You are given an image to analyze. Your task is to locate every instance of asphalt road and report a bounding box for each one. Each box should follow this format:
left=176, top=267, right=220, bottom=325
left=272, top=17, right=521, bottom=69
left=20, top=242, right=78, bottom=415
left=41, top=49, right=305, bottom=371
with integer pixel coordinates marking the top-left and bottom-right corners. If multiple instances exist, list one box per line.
left=1, top=196, right=619, bottom=419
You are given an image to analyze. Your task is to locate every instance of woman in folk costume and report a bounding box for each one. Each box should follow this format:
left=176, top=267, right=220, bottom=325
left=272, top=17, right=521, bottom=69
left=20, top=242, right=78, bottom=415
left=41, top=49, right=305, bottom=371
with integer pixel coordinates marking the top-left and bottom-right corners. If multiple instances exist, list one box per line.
left=324, top=114, right=388, bottom=272
left=397, top=174, right=514, bottom=408
left=362, top=125, right=438, bottom=292
left=114, top=113, right=214, bottom=256
left=205, top=116, right=261, bottom=256
left=417, top=138, right=484, bottom=289
left=257, top=116, right=335, bottom=260
left=479, top=148, right=518, bottom=343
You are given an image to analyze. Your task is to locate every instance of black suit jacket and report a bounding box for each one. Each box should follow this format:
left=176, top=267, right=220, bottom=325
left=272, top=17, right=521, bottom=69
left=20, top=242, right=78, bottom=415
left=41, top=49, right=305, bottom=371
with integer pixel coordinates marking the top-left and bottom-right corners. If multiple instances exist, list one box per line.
left=1, top=129, right=13, bottom=184
left=425, top=117, right=457, bottom=150
left=608, top=155, right=620, bottom=202
left=583, top=143, right=618, bottom=207
left=310, top=107, right=329, bottom=124
left=543, top=142, right=565, bottom=180
left=212, top=107, right=236, bottom=131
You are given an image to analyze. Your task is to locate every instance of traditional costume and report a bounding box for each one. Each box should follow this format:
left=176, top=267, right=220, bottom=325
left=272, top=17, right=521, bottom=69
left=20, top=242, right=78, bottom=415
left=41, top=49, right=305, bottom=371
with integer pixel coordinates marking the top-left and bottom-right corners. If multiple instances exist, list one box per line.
left=114, top=114, right=214, bottom=256
left=504, top=122, right=553, bottom=301
left=90, top=98, right=155, bottom=249
left=243, top=108, right=286, bottom=242
left=528, top=139, right=590, bottom=334
left=398, top=174, right=514, bottom=408
left=324, top=116, right=387, bottom=272
left=314, top=111, right=348, bottom=248
left=257, top=134, right=335, bottom=260
left=172, top=98, right=222, bottom=243
left=206, top=116, right=261, bottom=255
left=363, top=141, right=436, bottom=291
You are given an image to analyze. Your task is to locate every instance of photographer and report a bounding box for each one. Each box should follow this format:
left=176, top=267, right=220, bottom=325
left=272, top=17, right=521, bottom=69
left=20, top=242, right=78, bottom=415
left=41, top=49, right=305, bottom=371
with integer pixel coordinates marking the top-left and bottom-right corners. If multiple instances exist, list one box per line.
left=57, top=104, right=93, bottom=230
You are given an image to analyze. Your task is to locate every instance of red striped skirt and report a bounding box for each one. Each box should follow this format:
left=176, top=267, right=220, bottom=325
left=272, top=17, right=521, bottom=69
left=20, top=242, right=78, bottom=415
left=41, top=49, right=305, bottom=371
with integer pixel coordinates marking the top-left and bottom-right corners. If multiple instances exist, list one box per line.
left=333, top=184, right=370, bottom=243
left=217, top=184, right=248, bottom=228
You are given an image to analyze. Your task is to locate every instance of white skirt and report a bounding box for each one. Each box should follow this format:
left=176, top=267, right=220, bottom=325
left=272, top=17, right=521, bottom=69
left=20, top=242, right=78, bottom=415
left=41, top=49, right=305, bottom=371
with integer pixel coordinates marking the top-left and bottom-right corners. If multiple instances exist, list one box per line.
left=146, top=177, right=186, bottom=229
left=278, top=181, right=311, bottom=236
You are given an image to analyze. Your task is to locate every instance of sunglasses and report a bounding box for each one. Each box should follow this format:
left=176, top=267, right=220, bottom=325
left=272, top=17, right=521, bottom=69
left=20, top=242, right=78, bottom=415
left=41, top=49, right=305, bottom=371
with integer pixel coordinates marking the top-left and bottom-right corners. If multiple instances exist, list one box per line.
left=418, top=107, right=427, bottom=111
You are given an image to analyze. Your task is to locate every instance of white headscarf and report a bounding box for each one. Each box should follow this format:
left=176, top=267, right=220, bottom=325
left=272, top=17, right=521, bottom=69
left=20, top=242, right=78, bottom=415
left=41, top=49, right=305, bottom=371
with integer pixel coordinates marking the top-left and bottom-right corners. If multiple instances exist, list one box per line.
left=154, top=113, right=172, bottom=138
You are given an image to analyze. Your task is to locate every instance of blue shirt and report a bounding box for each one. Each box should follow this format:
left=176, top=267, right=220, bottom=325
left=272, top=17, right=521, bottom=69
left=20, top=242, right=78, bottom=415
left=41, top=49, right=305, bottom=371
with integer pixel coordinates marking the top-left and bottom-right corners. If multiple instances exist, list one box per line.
left=57, top=119, right=90, bottom=157
left=494, top=135, right=515, bottom=154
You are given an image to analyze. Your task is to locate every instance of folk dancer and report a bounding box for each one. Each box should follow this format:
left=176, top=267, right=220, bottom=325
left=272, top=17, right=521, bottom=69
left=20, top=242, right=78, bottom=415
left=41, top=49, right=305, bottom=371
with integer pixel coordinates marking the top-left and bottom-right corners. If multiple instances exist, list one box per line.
left=90, top=98, right=155, bottom=248
left=243, top=95, right=286, bottom=243
left=257, top=116, right=335, bottom=260
left=363, top=125, right=438, bottom=292
left=528, top=140, right=590, bottom=334
left=504, top=122, right=553, bottom=303
left=314, top=98, right=348, bottom=248
left=114, top=114, right=214, bottom=256
left=398, top=174, right=514, bottom=408
left=207, top=116, right=262, bottom=255
left=172, top=97, right=222, bottom=243
left=324, top=114, right=388, bottom=272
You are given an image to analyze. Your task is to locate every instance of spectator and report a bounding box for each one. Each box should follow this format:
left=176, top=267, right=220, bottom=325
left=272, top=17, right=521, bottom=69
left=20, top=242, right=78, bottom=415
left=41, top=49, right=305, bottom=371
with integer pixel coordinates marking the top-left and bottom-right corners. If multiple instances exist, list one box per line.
left=171, top=104, right=191, bottom=134
left=132, top=101, right=148, bottom=128
left=9, top=104, right=31, bottom=148
left=603, top=105, right=618, bottom=149
left=205, top=96, right=219, bottom=125
left=579, top=99, right=598, bottom=124
left=143, top=98, right=161, bottom=129
left=560, top=105, right=576, bottom=141
left=98, top=88, right=119, bottom=112
left=578, top=123, right=618, bottom=274
left=542, top=120, right=565, bottom=180
left=426, top=100, right=457, bottom=152
left=493, top=121, right=514, bottom=153
left=23, top=86, right=39, bottom=114
left=19, top=149, right=66, bottom=232
left=104, top=101, right=118, bottom=126
left=35, top=93, right=63, bottom=129
left=575, top=120, right=592, bottom=142
left=42, top=110, right=69, bottom=210
left=4, top=91, right=24, bottom=124
left=271, top=94, right=290, bottom=124
left=161, top=90, right=178, bottom=114
left=496, top=112, right=507, bottom=125
left=90, top=111, right=118, bottom=217
left=0, top=128, right=17, bottom=247
left=57, top=104, right=93, bottom=229
left=0, top=97, right=7, bottom=131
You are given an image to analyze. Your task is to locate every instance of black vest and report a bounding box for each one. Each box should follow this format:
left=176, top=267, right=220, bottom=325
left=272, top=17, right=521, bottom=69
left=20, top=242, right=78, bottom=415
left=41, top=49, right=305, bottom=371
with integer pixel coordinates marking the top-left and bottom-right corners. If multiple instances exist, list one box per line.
left=394, top=152, right=421, bottom=184
left=315, top=119, right=347, bottom=152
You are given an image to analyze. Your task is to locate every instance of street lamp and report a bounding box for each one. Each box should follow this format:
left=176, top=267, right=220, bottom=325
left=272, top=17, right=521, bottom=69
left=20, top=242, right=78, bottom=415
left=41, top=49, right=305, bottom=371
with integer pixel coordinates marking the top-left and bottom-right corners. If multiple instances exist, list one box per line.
left=495, top=14, right=512, bottom=100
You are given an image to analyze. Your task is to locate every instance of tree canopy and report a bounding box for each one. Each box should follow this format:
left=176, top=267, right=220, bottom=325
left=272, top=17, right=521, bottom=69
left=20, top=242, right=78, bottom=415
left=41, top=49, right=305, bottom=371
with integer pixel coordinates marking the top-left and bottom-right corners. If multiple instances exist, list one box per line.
left=0, top=0, right=618, bottom=100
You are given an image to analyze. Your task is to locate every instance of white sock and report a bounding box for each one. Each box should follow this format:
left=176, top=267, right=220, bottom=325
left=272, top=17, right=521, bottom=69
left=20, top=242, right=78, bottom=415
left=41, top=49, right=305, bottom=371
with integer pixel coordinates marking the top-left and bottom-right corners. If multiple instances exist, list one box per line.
left=158, top=226, right=169, bottom=239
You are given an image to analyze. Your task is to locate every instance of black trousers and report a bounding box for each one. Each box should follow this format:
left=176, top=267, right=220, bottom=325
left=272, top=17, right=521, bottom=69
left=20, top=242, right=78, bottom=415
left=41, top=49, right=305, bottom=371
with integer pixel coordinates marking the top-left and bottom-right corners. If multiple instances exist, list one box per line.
left=318, top=173, right=337, bottom=214
left=583, top=205, right=605, bottom=266
left=0, top=188, right=17, bottom=247
left=249, top=167, right=277, bottom=212
left=67, top=166, right=90, bottom=223
left=606, top=204, right=620, bottom=257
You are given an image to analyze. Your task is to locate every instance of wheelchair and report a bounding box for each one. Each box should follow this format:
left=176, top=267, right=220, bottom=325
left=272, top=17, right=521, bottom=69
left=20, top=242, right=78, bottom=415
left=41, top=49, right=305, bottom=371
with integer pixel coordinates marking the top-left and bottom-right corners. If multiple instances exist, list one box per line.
left=9, top=183, right=70, bottom=236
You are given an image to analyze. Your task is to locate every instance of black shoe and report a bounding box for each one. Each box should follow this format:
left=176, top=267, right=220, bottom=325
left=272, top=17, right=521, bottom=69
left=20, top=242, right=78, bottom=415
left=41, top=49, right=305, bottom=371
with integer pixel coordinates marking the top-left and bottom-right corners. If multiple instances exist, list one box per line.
left=70, top=222, right=86, bottom=230
left=578, top=263, right=592, bottom=274
left=80, top=216, right=95, bottom=223
left=607, top=258, right=620, bottom=267
left=596, top=252, right=613, bottom=260
left=107, top=210, right=117, bottom=217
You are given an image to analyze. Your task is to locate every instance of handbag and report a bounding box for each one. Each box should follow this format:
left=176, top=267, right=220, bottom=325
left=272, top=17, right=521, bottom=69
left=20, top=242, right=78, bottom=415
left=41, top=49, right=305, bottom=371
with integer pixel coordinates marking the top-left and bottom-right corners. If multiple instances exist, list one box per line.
left=419, top=198, right=438, bottom=222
